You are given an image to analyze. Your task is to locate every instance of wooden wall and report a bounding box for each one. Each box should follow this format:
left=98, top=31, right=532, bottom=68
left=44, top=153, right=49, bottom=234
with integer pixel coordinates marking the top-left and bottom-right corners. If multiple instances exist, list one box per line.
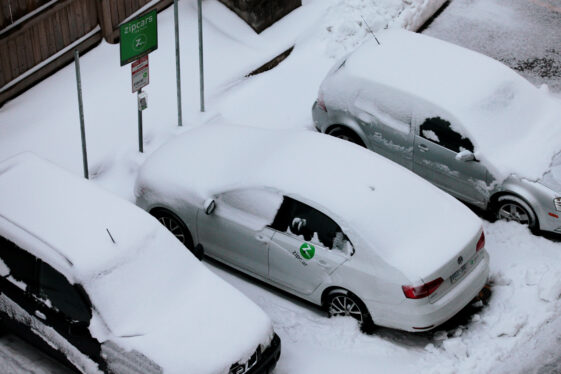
left=0, top=0, right=172, bottom=106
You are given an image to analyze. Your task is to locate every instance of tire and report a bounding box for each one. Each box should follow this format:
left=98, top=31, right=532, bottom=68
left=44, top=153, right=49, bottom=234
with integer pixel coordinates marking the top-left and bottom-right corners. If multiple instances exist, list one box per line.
left=325, top=289, right=375, bottom=333
left=495, top=195, right=538, bottom=230
left=326, top=127, right=366, bottom=148
left=152, top=210, right=202, bottom=259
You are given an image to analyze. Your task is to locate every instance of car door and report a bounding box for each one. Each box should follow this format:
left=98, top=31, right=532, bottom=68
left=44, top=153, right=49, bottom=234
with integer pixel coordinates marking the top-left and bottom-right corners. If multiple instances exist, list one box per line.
left=35, top=261, right=102, bottom=367
left=0, top=235, right=100, bottom=371
left=352, top=89, right=414, bottom=169
left=268, top=196, right=350, bottom=295
left=197, top=188, right=283, bottom=278
left=413, top=116, right=490, bottom=205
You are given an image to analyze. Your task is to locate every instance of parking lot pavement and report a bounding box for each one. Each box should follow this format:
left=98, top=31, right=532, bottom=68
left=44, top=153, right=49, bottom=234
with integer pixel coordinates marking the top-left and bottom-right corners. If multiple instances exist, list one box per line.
left=422, top=0, right=561, bottom=92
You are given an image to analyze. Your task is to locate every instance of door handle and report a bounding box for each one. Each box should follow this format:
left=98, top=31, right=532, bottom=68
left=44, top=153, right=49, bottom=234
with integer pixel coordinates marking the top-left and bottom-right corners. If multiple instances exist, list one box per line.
left=34, top=310, right=46, bottom=320
left=318, top=259, right=330, bottom=269
left=417, top=144, right=429, bottom=152
left=373, top=132, right=382, bottom=138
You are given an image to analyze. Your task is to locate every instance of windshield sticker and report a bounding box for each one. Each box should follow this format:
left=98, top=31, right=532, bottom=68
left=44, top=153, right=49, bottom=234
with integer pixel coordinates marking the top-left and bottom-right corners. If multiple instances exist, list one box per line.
left=300, top=243, right=315, bottom=260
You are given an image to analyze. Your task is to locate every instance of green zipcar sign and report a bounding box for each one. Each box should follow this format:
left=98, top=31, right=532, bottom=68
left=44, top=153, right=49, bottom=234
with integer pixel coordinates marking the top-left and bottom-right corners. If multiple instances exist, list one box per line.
left=120, top=10, right=158, bottom=66
left=300, top=243, right=315, bottom=260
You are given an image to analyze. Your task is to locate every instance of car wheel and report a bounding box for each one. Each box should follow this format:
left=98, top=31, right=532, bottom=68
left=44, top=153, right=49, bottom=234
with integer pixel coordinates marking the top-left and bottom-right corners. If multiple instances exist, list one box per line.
left=152, top=210, right=201, bottom=259
left=495, top=195, right=537, bottom=229
left=326, top=127, right=366, bottom=148
left=325, top=289, right=374, bottom=333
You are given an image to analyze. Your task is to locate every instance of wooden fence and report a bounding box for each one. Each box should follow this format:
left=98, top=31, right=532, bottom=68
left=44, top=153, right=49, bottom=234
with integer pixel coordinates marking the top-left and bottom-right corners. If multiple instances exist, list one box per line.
left=0, top=0, right=172, bottom=106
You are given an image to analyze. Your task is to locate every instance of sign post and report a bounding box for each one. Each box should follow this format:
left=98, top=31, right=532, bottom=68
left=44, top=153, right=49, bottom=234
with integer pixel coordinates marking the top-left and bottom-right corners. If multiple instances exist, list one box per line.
left=174, top=0, right=183, bottom=126
left=120, top=10, right=158, bottom=153
left=74, top=50, right=89, bottom=179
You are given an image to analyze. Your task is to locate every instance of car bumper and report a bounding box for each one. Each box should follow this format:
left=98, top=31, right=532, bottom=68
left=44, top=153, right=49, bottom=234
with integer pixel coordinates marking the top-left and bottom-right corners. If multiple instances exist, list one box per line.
left=367, top=251, right=490, bottom=332
left=244, top=334, right=281, bottom=374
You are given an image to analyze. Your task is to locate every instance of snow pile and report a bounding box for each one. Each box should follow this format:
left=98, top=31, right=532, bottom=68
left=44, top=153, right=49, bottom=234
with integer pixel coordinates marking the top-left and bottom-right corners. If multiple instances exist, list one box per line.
left=419, top=221, right=561, bottom=374
left=321, top=0, right=447, bottom=58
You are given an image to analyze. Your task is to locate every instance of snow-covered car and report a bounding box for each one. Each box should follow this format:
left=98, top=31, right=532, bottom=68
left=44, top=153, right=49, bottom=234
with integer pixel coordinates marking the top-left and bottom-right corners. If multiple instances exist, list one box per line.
left=312, top=28, right=561, bottom=234
left=135, top=124, right=489, bottom=332
left=0, top=153, right=281, bottom=374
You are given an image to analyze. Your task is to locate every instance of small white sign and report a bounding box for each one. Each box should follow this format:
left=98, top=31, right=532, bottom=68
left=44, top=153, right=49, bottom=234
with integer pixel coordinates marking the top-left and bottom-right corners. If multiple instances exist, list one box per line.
left=131, top=55, right=149, bottom=93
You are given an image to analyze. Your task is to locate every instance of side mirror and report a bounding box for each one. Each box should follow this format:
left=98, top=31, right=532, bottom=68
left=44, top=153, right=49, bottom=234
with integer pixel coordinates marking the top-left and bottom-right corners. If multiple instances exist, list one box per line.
left=203, top=199, right=216, bottom=215
left=290, top=217, right=307, bottom=235
left=456, top=150, right=475, bottom=162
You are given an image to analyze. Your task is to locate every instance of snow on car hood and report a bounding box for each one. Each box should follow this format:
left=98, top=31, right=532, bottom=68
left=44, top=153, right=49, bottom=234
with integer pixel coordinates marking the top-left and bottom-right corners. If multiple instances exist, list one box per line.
left=138, top=123, right=482, bottom=281
left=86, top=226, right=273, bottom=374
left=339, top=28, right=561, bottom=182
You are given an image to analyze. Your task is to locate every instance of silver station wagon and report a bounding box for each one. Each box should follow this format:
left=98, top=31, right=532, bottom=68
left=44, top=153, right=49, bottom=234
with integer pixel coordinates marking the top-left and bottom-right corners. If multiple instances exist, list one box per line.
left=135, top=123, right=489, bottom=332
left=313, top=28, right=561, bottom=234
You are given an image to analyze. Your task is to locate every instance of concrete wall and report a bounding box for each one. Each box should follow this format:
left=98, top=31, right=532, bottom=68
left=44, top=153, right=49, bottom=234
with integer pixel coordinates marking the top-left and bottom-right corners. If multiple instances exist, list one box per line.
left=219, top=0, right=301, bottom=34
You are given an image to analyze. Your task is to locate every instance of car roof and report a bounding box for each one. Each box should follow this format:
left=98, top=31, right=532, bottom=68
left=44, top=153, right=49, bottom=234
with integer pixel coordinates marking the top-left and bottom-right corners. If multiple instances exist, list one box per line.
left=138, top=123, right=481, bottom=280
left=335, top=28, right=561, bottom=181
left=0, top=153, right=160, bottom=279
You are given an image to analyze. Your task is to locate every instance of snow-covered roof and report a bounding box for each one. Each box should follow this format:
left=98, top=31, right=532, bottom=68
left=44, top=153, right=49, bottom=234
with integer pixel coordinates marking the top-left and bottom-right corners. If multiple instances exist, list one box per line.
left=138, top=123, right=481, bottom=279
left=339, top=28, right=561, bottom=181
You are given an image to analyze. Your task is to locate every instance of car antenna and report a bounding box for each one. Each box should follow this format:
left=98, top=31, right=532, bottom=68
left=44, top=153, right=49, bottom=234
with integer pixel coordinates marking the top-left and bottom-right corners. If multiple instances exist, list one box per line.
left=106, top=228, right=116, bottom=244
left=361, top=16, right=381, bottom=45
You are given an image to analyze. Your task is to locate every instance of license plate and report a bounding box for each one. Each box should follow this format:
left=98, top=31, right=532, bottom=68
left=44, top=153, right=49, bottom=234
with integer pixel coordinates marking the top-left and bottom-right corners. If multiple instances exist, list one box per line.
left=450, top=264, right=467, bottom=284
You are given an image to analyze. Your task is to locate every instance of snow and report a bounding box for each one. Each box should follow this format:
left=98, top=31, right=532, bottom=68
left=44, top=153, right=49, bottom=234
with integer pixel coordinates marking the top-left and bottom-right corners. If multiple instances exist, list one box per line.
left=137, top=123, right=481, bottom=281
left=328, top=28, right=561, bottom=182
left=0, top=0, right=560, bottom=373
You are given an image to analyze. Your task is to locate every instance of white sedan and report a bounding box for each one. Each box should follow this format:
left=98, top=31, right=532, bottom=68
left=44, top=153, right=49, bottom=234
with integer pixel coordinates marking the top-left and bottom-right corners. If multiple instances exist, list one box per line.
left=135, top=123, right=490, bottom=332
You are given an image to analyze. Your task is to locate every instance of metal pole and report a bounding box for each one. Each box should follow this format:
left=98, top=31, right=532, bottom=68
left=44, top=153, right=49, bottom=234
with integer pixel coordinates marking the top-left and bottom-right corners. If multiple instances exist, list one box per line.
left=174, top=0, right=183, bottom=126
left=138, top=88, right=144, bottom=153
left=197, top=0, right=205, bottom=112
left=74, top=50, right=89, bottom=179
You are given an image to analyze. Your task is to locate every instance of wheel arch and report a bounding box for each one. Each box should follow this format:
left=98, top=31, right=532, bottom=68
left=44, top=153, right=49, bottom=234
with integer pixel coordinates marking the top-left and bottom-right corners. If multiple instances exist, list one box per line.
left=325, top=123, right=368, bottom=148
left=150, top=207, right=195, bottom=248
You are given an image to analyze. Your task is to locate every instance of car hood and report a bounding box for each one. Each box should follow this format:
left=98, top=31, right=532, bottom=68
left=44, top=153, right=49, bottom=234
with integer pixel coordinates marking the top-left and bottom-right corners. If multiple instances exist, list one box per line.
left=86, top=228, right=273, bottom=374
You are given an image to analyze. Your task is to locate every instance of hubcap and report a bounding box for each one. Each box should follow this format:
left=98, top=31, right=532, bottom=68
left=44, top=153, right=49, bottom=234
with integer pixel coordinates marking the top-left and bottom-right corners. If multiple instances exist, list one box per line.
left=329, top=295, right=363, bottom=323
left=498, top=203, right=530, bottom=225
left=158, top=216, right=186, bottom=243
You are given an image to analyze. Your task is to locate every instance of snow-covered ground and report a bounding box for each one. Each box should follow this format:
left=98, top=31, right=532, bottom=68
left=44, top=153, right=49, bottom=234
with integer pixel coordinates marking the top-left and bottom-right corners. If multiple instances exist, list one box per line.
left=1, top=0, right=561, bottom=373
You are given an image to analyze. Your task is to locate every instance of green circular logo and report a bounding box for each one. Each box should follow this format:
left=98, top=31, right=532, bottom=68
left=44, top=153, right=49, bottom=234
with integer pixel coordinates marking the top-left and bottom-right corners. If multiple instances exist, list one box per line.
left=299, top=243, right=315, bottom=260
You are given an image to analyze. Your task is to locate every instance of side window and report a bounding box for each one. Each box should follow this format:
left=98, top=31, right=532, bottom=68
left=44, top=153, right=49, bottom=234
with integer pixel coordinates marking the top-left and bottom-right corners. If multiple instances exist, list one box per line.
left=270, top=197, right=346, bottom=250
left=0, top=235, right=36, bottom=290
left=38, top=262, right=91, bottom=322
left=354, top=94, right=411, bottom=134
left=218, top=189, right=283, bottom=229
left=419, top=117, right=474, bottom=153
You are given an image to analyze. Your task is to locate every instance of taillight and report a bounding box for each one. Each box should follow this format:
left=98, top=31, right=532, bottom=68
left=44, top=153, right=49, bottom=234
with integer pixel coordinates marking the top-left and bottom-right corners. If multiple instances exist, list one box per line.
left=476, top=231, right=485, bottom=252
left=402, top=278, right=443, bottom=299
left=317, top=91, right=327, bottom=112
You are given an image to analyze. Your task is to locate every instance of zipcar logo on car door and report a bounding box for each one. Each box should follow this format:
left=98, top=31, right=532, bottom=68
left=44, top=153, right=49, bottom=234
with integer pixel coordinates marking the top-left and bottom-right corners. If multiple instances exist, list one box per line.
left=300, top=243, right=315, bottom=260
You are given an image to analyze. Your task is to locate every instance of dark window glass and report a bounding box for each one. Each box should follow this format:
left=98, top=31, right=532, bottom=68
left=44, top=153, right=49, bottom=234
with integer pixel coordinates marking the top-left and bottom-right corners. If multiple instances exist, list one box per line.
left=0, top=236, right=36, bottom=287
left=39, top=262, right=91, bottom=322
left=271, top=197, right=342, bottom=249
left=419, top=117, right=474, bottom=153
